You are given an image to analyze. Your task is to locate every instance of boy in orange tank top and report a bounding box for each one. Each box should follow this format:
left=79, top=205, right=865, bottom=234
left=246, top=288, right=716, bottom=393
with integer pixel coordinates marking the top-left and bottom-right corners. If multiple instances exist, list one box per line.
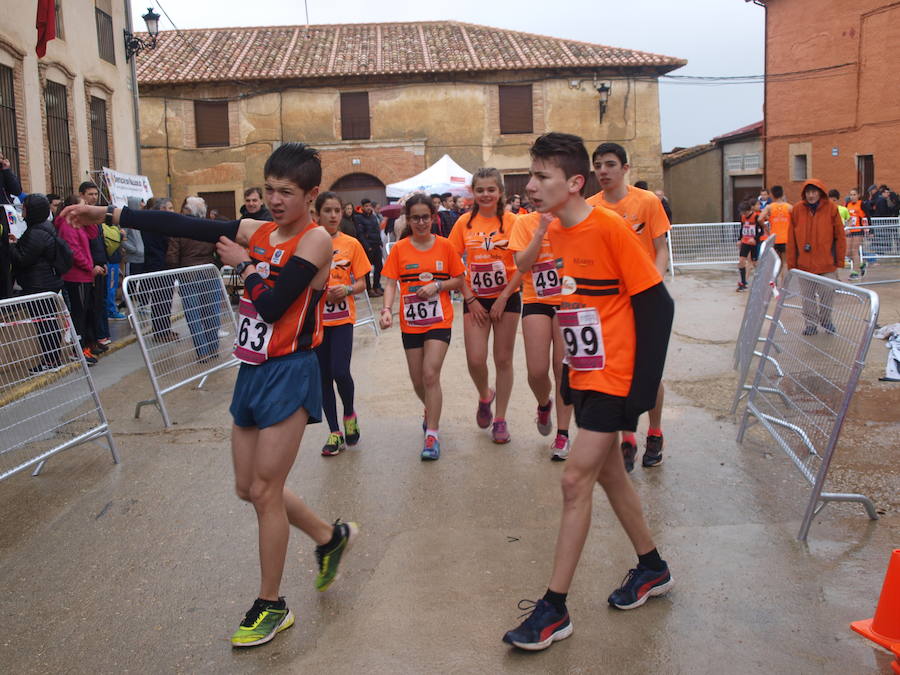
left=502, top=133, right=674, bottom=652
left=61, top=144, right=359, bottom=649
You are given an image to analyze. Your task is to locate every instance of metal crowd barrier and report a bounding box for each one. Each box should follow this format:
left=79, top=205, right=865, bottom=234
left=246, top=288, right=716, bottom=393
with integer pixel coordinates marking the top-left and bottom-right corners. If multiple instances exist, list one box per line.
left=668, top=222, right=742, bottom=275
left=731, top=246, right=782, bottom=413
left=736, top=270, right=880, bottom=540
left=353, top=291, right=379, bottom=335
left=123, top=264, right=238, bottom=428
left=0, top=292, right=118, bottom=481
left=854, top=217, right=900, bottom=286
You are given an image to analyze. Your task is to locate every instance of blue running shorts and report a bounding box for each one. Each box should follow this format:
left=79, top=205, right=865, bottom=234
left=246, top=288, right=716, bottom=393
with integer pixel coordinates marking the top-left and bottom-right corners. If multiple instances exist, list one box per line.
left=230, top=350, right=322, bottom=429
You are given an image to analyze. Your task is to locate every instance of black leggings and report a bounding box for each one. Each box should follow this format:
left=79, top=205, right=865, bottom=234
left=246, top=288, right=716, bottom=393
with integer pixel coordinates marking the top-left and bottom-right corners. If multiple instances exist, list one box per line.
left=64, top=280, right=96, bottom=348
left=314, top=323, right=355, bottom=432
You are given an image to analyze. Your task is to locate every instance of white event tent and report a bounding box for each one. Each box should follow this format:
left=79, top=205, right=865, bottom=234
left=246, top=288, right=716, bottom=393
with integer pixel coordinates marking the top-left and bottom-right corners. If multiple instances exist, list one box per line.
left=385, top=154, right=472, bottom=199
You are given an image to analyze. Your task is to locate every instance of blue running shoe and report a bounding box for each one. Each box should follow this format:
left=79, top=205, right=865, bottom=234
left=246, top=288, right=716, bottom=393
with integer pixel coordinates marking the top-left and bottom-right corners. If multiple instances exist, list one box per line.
left=421, top=435, right=440, bottom=461
left=607, top=563, right=673, bottom=610
left=502, top=599, right=573, bottom=651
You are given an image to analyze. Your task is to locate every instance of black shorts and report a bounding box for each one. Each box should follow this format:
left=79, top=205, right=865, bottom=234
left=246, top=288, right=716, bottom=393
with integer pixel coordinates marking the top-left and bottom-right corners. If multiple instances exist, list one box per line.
left=567, top=388, right=639, bottom=433
left=739, top=243, right=758, bottom=260
left=463, top=292, right=522, bottom=315
left=522, top=302, right=558, bottom=318
left=773, top=243, right=786, bottom=253
left=401, top=328, right=451, bottom=350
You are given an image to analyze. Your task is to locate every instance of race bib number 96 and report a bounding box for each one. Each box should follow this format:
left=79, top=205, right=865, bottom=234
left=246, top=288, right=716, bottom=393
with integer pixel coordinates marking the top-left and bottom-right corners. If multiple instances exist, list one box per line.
left=403, top=293, right=444, bottom=327
left=323, top=297, right=350, bottom=321
left=233, top=298, right=273, bottom=365
left=470, top=261, right=507, bottom=296
left=558, top=307, right=605, bottom=370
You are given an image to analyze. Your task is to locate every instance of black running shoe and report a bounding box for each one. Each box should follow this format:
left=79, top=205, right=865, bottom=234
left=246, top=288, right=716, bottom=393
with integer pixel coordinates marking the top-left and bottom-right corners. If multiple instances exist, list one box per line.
left=621, top=438, right=637, bottom=473
left=608, top=563, right=673, bottom=610
left=642, top=434, right=664, bottom=468
left=502, top=598, right=573, bottom=651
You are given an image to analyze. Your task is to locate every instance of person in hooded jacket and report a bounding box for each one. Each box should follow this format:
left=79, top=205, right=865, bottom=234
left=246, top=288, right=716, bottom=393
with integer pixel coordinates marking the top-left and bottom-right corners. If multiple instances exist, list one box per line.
left=9, top=194, right=65, bottom=372
left=787, top=178, right=846, bottom=336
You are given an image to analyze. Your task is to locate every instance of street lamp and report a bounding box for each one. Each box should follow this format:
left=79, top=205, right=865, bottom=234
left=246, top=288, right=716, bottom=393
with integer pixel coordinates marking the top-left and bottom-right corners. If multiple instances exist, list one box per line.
left=124, top=7, right=161, bottom=61
left=597, top=82, right=611, bottom=123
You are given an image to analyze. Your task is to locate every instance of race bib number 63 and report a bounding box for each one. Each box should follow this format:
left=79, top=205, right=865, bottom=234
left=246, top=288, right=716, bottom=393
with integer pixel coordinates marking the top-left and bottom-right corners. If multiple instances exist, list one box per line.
left=558, top=307, right=605, bottom=370
left=233, top=298, right=272, bottom=365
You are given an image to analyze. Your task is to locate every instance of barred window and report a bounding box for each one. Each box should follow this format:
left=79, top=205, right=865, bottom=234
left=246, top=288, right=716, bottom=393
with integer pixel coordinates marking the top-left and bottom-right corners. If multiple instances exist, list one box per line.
left=0, top=65, right=20, bottom=178
left=45, top=80, right=73, bottom=197
left=90, top=96, right=109, bottom=169
left=55, top=1, right=65, bottom=40
left=95, top=8, right=115, bottom=64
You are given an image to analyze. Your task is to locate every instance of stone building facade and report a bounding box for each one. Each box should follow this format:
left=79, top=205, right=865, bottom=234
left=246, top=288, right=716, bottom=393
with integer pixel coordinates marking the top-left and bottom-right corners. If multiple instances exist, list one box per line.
left=135, top=22, right=684, bottom=215
left=0, top=0, right=139, bottom=196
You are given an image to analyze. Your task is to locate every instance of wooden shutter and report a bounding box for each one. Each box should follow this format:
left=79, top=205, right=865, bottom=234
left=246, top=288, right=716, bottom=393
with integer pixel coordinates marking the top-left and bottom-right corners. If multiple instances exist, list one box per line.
left=95, top=8, right=115, bottom=64
left=198, top=191, right=237, bottom=220
left=499, top=85, right=533, bottom=135
left=194, top=101, right=229, bottom=147
left=341, top=92, right=370, bottom=141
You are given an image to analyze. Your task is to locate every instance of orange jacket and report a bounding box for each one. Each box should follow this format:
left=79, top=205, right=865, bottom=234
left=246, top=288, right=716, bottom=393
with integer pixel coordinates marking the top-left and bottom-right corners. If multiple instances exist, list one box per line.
left=787, top=178, right=846, bottom=274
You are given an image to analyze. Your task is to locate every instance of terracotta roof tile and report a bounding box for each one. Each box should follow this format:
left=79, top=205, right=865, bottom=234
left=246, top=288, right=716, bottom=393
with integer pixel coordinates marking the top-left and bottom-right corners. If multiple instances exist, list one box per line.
left=136, top=21, right=685, bottom=84
left=712, top=120, right=763, bottom=143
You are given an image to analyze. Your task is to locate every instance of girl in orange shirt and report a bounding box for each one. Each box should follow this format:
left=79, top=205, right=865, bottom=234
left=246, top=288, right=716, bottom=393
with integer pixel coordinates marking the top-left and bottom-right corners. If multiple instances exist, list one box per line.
left=448, top=169, right=523, bottom=443
left=380, top=194, right=466, bottom=460
left=314, top=192, right=372, bottom=457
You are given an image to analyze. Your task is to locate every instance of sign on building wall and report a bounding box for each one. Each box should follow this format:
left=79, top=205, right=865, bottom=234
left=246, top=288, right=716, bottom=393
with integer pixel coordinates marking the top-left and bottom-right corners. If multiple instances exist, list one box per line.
left=102, top=167, right=153, bottom=207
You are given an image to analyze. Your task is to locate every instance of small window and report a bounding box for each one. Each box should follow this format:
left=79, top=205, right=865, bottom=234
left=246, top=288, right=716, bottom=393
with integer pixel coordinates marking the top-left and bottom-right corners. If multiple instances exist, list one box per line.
left=340, top=92, right=370, bottom=141
left=90, top=96, right=109, bottom=169
left=55, top=0, right=65, bottom=40
left=194, top=101, right=230, bottom=147
left=95, top=8, right=115, bottom=64
left=792, top=154, right=808, bottom=181
left=742, top=153, right=761, bottom=171
left=499, top=85, right=533, bottom=135
left=0, top=65, right=20, bottom=178
left=198, top=191, right=237, bottom=220
left=725, top=155, right=743, bottom=172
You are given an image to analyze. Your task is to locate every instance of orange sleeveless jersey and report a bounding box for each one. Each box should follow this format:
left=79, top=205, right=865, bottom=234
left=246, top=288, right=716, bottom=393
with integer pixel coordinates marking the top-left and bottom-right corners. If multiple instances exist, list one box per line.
left=382, top=236, right=466, bottom=334
left=846, top=200, right=866, bottom=233
left=768, top=202, right=791, bottom=244
left=323, top=232, right=372, bottom=327
left=586, top=186, right=671, bottom=261
left=548, top=207, right=662, bottom=397
left=240, top=222, right=324, bottom=359
left=447, top=211, right=519, bottom=298
left=739, top=213, right=757, bottom=244
left=507, top=213, right=562, bottom=305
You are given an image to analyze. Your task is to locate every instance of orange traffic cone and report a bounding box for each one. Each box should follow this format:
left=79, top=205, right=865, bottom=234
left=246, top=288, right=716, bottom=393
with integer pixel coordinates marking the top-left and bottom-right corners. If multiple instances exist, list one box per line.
left=851, top=550, right=900, bottom=649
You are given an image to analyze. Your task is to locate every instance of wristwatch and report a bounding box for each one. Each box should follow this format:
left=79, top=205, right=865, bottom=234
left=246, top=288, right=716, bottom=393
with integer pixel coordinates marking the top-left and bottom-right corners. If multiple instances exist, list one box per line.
left=104, top=204, right=115, bottom=226
left=234, top=260, right=253, bottom=276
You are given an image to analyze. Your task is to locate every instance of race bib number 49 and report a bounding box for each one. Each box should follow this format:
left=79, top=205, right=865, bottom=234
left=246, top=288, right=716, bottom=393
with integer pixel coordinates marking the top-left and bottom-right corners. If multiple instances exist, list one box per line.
left=470, top=261, right=507, bottom=296
left=403, top=293, right=444, bottom=327
left=233, top=297, right=273, bottom=365
left=531, top=260, right=561, bottom=298
left=558, top=307, right=605, bottom=370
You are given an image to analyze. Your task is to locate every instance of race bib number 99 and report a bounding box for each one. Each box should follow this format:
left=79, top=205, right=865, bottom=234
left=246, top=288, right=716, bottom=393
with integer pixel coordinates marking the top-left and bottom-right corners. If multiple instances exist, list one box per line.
left=558, top=307, right=605, bottom=370
left=403, top=293, right=444, bottom=327
left=531, top=260, right=561, bottom=298
left=233, top=297, right=273, bottom=365
left=470, top=261, right=507, bottom=296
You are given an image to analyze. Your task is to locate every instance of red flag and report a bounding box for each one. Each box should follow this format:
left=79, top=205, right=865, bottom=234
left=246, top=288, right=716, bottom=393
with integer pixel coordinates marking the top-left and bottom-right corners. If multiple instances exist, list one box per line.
left=36, top=0, right=57, bottom=58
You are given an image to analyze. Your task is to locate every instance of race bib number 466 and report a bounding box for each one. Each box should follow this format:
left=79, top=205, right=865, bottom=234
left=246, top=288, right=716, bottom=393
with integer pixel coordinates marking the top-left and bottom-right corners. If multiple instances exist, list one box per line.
left=233, top=298, right=273, bottom=365
left=403, top=293, right=444, bottom=327
left=470, top=261, right=507, bottom=296
left=558, top=307, right=605, bottom=370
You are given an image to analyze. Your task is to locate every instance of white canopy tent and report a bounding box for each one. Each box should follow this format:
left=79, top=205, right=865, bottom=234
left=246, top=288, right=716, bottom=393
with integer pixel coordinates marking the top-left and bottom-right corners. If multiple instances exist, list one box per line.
left=385, top=154, right=472, bottom=199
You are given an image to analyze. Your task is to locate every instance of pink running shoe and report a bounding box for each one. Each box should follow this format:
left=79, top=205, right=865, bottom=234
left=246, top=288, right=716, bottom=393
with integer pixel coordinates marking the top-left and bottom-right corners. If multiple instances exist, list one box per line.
left=536, top=400, right=553, bottom=436
left=492, top=419, right=511, bottom=444
left=476, top=389, right=495, bottom=429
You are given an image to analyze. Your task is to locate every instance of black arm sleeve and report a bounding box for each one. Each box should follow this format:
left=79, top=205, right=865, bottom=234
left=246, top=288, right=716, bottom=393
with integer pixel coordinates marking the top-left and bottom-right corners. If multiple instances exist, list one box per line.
left=120, top=207, right=240, bottom=243
left=626, top=282, right=674, bottom=418
left=243, top=256, right=320, bottom=323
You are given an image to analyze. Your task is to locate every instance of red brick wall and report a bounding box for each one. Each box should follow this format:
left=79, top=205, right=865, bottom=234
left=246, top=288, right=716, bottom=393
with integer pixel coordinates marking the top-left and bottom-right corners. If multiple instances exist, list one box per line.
left=764, top=0, right=900, bottom=200
left=320, top=146, right=426, bottom=192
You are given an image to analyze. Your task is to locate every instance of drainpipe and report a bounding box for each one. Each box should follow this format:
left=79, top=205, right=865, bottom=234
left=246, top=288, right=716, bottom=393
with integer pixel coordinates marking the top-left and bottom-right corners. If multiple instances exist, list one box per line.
left=125, top=0, right=142, bottom=174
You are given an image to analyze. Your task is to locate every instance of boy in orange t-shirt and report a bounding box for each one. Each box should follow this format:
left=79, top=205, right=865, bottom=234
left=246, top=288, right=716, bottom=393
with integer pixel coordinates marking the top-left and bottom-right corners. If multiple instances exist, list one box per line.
left=502, top=133, right=674, bottom=652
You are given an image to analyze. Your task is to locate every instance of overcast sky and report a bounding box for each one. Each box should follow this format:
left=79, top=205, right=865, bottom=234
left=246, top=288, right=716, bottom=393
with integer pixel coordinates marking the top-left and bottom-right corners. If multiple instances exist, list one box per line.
left=133, top=0, right=765, bottom=151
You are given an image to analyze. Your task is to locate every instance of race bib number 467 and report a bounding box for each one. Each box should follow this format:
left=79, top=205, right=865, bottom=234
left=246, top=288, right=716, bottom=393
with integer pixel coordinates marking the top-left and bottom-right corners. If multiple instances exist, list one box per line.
left=558, top=307, right=605, bottom=370
left=233, top=298, right=273, bottom=365
left=403, top=293, right=444, bottom=327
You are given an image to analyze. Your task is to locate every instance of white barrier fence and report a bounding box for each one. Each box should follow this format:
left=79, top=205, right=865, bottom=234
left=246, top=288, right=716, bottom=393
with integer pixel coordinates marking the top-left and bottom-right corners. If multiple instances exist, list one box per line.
left=0, top=292, right=118, bottom=481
